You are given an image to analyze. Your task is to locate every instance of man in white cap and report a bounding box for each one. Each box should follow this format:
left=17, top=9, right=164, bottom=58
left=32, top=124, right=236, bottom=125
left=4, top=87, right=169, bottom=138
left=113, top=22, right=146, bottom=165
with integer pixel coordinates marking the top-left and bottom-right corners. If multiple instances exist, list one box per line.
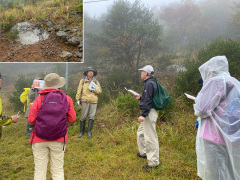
left=133, top=65, right=159, bottom=170
left=0, top=73, right=19, bottom=139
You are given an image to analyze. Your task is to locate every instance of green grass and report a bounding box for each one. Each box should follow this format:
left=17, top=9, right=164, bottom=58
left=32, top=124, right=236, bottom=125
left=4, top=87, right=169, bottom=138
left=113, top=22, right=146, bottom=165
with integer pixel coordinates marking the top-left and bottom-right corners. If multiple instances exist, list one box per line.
left=0, top=95, right=201, bottom=180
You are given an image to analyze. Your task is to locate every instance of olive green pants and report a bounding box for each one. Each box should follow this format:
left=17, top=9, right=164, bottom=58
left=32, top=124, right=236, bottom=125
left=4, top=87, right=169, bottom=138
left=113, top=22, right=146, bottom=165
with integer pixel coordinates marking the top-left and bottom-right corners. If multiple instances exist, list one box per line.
left=80, top=102, right=97, bottom=121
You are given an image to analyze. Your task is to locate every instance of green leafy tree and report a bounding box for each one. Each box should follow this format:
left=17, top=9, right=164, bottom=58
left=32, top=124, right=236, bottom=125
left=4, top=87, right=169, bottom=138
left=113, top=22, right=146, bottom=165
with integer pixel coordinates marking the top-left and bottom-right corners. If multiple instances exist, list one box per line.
left=86, top=0, right=163, bottom=82
left=8, top=74, right=34, bottom=112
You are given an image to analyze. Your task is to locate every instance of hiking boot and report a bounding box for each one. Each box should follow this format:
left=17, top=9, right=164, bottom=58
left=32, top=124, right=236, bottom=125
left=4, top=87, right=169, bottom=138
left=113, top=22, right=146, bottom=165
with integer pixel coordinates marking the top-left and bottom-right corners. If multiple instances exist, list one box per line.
left=137, top=153, right=147, bottom=159
left=142, top=165, right=158, bottom=170
left=87, top=119, right=94, bottom=138
left=78, top=120, right=86, bottom=138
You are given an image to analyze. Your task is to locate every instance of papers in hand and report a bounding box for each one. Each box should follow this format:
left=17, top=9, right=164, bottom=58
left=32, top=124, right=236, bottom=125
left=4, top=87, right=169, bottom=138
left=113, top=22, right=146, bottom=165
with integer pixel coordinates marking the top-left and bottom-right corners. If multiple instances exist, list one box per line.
left=184, top=93, right=196, bottom=100
left=124, top=87, right=139, bottom=96
left=89, top=81, right=99, bottom=91
left=33, top=79, right=44, bottom=89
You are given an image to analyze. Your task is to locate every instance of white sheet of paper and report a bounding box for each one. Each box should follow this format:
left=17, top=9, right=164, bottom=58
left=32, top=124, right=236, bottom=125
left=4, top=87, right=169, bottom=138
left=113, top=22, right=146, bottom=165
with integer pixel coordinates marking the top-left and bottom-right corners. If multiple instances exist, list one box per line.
left=124, top=87, right=139, bottom=96
left=184, top=93, right=196, bottom=100
left=89, top=81, right=99, bottom=91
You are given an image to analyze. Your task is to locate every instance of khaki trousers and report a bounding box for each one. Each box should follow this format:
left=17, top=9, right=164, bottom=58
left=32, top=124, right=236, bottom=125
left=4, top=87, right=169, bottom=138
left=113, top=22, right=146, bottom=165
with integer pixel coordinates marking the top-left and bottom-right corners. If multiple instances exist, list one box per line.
left=32, top=142, right=65, bottom=180
left=80, top=102, right=97, bottom=121
left=137, top=108, right=159, bottom=166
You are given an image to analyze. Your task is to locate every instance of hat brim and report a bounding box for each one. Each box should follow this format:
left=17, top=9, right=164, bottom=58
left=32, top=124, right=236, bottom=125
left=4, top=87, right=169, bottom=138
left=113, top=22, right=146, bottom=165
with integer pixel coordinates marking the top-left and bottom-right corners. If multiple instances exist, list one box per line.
left=42, top=77, right=65, bottom=90
left=84, top=69, right=97, bottom=76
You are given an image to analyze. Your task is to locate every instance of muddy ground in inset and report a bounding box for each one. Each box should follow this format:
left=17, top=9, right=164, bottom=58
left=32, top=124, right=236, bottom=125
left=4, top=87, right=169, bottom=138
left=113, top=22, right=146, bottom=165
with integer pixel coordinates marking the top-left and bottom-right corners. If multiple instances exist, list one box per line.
left=0, top=33, right=82, bottom=62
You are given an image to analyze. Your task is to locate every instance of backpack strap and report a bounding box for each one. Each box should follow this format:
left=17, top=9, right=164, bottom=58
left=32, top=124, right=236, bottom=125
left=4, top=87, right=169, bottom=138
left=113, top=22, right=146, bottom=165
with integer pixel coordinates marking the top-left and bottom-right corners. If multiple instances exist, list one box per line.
left=80, top=79, right=85, bottom=101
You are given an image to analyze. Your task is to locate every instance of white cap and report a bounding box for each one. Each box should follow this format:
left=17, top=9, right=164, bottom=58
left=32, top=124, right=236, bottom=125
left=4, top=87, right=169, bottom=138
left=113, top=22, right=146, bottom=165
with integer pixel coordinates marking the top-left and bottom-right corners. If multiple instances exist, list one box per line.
left=138, top=65, right=154, bottom=74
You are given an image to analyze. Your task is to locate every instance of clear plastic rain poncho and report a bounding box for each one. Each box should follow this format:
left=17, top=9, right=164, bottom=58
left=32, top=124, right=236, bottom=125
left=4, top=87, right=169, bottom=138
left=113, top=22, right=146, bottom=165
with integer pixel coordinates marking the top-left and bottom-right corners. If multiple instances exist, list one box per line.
left=194, top=56, right=240, bottom=180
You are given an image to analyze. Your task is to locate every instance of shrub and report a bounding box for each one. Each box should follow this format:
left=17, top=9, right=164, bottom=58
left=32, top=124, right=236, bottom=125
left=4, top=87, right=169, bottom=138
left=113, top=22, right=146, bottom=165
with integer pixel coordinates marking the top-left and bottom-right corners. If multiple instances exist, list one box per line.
left=116, top=92, right=139, bottom=116
left=8, top=74, right=34, bottom=112
left=175, top=39, right=240, bottom=106
left=6, top=29, right=19, bottom=40
left=0, top=14, right=15, bottom=32
left=7, top=1, right=15, bottom=9
left=158, top=96, right=175, bottom=121
left=75, top=3, right=83, bottom=13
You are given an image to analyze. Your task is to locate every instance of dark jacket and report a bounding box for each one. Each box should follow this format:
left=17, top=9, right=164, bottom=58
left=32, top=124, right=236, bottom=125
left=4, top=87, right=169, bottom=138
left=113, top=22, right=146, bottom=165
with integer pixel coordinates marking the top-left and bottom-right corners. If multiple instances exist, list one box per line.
left=139, top=77, right=157, bottom=117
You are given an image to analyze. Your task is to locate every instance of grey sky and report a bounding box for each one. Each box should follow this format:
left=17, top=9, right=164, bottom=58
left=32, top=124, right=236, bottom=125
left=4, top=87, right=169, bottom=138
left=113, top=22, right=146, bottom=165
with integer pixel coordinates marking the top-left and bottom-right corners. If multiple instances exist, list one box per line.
left=84, top=0, right=179, bottom=18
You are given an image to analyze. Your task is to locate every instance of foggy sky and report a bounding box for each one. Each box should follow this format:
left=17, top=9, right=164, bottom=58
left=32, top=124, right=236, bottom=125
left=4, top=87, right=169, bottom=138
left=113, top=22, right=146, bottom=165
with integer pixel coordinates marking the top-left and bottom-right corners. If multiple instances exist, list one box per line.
left=84, top=0, right=180, bottom=17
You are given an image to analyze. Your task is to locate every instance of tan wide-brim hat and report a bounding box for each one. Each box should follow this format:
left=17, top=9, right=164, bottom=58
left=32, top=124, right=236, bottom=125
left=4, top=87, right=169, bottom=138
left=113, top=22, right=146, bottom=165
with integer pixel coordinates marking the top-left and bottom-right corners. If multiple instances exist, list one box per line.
left=42, top=73, right=65, bottom=89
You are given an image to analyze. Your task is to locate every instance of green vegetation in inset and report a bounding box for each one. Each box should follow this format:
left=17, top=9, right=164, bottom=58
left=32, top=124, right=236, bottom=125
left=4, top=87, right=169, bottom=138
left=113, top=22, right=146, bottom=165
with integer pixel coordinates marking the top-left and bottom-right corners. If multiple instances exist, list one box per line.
left=5, top=29, right=19, bottom=40
left=75, top=3, right=83, bottom=12
left=0, top=14, right=15, bottom=32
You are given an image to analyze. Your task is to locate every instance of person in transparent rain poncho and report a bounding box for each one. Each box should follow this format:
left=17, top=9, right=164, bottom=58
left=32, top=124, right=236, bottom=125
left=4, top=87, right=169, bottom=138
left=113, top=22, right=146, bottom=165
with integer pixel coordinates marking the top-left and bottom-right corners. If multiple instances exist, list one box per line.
left=194, top=56, right=240, bottom=180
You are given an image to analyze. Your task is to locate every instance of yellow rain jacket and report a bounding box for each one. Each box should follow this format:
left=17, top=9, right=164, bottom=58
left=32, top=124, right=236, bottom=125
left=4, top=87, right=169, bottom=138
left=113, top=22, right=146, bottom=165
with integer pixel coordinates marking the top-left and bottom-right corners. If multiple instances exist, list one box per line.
left=0, top=98, right=13, bottom=139
left=76, top=78, right=102, bottom=104
left=20, top=88, right=30, bottom=112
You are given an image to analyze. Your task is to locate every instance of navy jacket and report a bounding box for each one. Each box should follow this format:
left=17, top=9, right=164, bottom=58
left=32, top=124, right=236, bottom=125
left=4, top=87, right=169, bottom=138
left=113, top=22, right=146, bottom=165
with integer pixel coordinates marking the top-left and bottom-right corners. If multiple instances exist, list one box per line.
left=139, top=78, right=157, bottom=117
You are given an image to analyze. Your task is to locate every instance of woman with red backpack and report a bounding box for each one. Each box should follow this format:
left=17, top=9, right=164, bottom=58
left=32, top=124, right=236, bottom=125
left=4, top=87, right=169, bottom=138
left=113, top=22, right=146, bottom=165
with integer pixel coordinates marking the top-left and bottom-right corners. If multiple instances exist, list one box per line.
left=28, top=73, right=76, bottom=180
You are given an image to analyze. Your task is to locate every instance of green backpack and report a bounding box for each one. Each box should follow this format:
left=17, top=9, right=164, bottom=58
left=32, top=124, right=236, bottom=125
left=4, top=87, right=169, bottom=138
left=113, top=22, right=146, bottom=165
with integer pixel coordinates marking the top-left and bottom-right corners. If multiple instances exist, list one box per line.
left=150, top=79, right=170, bottom=110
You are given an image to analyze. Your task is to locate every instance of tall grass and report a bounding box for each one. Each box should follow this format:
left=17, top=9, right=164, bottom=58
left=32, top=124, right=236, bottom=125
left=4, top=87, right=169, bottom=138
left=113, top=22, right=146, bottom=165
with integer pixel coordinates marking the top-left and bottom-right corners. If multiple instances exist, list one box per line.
left=0, top=93, right=201, bottom=179
left=0, top=0, right=82, bottom=31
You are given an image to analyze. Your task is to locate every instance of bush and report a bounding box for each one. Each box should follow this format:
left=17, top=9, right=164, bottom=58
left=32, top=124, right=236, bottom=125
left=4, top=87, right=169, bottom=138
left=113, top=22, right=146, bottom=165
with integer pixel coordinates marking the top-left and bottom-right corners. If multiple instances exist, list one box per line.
left=7, top=1, right=15, bottom=8
left=116, top=92, right=139, bottom=116
left=158, top=96, right=175, bottom=121
left=66, top=89, right=77, bottom=105
left=75, top=3, right=83, bottom=13
left=98, top=71, right=138, bottom=107
left=175, top=39, right=240, bottom=106
left=1, top=14, right=15, bottom=32
left=6, top=29, right=19, bottom=40
left=8, top=74, right=34, bottom=112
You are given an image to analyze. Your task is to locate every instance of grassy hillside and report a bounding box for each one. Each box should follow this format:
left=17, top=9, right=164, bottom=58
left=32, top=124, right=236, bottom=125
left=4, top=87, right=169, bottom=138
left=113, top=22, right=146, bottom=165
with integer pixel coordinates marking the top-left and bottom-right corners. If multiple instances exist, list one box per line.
left=0, top=90, right=201, bottom=180
left=0, top=0, right=82, bottom=29
left=0, top=0, right=83, bottom=62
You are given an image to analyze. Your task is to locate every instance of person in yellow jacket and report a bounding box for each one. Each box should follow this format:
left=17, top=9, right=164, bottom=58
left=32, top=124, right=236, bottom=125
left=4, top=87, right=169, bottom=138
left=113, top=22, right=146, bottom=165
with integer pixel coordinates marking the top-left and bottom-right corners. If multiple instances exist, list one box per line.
left=76, top=67, right=102, bottom=138
left=0, top=73, right=19, bottom=139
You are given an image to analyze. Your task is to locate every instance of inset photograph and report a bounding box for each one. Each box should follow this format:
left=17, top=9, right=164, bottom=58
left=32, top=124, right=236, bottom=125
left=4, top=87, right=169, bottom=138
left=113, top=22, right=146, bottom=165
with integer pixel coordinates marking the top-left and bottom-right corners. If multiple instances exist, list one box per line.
left=0, top=0, right=83, bottom=62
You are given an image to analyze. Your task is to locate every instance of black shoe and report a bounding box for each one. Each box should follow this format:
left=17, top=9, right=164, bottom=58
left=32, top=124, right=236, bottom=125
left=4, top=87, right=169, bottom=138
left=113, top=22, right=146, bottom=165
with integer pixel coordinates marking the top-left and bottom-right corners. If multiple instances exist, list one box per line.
left=137, top=153, right=147, bottom=159
left=142, top=165, right=158, bottom=170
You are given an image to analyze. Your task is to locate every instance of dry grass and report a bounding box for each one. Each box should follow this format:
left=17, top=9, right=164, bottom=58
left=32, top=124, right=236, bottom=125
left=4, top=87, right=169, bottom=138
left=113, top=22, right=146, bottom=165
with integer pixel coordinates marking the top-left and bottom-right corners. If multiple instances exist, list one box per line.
left=0, top=0, right=83, bottom=31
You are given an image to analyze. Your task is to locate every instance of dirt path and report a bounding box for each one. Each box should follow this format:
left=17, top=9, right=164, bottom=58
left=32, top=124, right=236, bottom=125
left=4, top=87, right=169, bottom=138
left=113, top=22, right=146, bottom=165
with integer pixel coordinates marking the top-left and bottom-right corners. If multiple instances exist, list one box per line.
left=0, top=33, right=83, bottom=62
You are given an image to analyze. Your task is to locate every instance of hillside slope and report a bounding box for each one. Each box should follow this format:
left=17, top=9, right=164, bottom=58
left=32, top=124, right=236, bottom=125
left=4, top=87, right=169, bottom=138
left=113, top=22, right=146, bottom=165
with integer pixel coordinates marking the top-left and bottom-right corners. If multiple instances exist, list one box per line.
left=0, top=0, right=83, bottom=62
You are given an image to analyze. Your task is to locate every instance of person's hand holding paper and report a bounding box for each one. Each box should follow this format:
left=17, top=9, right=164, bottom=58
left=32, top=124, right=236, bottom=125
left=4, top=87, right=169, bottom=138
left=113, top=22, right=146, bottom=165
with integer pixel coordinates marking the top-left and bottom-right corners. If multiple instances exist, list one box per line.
left=89, top=81, right=99, bottom=91
left=124, top=87, right=140, bottom=99
left=184, top=93, right=196, bottom=100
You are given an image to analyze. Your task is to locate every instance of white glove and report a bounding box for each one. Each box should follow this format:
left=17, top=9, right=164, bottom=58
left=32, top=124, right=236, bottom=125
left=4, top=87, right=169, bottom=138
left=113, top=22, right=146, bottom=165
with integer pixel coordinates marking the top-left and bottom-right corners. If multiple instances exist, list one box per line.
left=77, top=100, right=81, bottom=106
